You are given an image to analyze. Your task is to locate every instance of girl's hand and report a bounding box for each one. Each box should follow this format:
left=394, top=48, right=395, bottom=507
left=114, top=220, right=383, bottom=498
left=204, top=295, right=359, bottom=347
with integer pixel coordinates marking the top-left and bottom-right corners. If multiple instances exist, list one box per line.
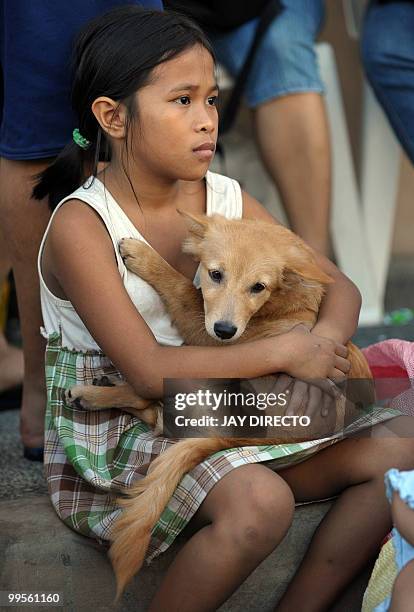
left=279, top=324, right=350, bottom=394
left=270, top=374, right=335, bottom=419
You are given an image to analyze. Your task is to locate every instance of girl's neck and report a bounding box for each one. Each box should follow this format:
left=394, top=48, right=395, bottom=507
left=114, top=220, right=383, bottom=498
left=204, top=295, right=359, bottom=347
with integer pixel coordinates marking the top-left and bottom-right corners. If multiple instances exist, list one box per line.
left=99, top=160, right=191, bottom=214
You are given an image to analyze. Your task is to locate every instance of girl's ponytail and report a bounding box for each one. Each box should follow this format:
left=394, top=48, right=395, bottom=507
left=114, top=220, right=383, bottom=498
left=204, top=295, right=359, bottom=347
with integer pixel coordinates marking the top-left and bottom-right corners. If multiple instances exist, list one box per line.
left=33, top=139, right=92, bottom=210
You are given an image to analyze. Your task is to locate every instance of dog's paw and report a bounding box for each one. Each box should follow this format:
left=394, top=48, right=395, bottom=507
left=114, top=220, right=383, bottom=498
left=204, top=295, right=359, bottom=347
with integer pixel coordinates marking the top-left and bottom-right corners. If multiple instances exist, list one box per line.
left=65, top=385, right=92, bottom=410
left=119, top=238, right=163, bottom=281
left=119, top=238, right=153, bottom=271
left=152, top=411, right=164, bottom=436
left=92, top=374, right=122, bottom=387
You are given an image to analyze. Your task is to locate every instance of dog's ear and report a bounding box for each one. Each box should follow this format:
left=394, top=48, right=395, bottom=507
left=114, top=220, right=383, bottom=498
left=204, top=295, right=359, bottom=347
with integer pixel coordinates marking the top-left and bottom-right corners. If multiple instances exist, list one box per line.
left=283, top=245, right=333, bottom=287
left=177, top=209, right=209, bottom=238
left=177, top=209, right=209, bottom=258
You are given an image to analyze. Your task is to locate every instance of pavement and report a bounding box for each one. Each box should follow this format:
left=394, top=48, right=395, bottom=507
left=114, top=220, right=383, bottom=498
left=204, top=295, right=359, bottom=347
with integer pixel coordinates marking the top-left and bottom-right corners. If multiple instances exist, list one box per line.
left=1, top=265, right=413, bottom=610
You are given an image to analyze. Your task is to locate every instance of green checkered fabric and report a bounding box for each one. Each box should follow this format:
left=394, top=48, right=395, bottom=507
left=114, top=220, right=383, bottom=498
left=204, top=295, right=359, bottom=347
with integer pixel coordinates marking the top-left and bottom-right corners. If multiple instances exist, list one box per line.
left=44, top=331, right=399, bottom=563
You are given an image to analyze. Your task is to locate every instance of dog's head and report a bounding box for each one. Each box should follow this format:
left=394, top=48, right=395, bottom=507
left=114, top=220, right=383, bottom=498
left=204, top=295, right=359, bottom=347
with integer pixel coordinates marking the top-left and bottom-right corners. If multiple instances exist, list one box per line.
left=180, top=211, right=332, bottom=342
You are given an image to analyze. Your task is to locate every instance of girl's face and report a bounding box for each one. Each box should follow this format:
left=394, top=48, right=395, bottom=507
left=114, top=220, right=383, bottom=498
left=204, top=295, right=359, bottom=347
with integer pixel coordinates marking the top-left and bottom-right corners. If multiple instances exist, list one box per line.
left=131, top=44, right=218, bottom=182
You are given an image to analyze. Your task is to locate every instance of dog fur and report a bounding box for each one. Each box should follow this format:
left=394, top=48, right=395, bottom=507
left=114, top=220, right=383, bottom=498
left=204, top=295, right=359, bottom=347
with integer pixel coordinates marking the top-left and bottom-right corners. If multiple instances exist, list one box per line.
left=65, top=212, right=372, bottom=596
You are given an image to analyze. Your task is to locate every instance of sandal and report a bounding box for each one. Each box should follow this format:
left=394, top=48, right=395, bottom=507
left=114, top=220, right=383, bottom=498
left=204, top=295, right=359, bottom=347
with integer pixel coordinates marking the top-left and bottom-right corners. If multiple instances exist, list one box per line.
left=23, top=446, right=44, bottom=462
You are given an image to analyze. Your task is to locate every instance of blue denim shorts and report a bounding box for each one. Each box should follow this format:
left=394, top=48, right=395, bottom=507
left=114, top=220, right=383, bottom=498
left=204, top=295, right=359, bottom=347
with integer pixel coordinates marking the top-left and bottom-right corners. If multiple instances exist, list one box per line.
left=361, top=0, right=414, bottom=164
left=208, top=0, right=325, bottom=108
left=0, top=0, right=162, bottom=161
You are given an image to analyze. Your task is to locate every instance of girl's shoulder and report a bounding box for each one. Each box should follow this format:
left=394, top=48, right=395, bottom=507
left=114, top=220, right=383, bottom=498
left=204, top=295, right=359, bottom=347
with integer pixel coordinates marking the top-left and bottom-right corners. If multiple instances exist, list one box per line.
left=206, top=169, right=241, bottom=197
left=47, top=176, right=122, bottom=243
left=207, top=170, right=281, bottom=224
left=42, top=176, right=122, bottom=278
left=205, top=170, right=242, bottom=219
left=45, top=199, right=115, bottom=271
left=242, top=190, right=280, bottom=224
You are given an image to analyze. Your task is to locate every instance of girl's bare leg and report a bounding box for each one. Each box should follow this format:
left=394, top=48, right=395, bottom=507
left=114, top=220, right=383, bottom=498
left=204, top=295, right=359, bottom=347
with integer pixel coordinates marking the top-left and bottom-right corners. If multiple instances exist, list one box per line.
left=148, top=464, right=295, bottom=612
left=0, top=158, right=51, bottom=448
left=276, top=416, right=414, bottom=611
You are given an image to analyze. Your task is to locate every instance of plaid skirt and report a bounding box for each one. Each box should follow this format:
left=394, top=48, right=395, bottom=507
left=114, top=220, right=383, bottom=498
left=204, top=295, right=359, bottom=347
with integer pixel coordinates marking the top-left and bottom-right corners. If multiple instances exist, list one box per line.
left=44, top=331, right=399, bottom=564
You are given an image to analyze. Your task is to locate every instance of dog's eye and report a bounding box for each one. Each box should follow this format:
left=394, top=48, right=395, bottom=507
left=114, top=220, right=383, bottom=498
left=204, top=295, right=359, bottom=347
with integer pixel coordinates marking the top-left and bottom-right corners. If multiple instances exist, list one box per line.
left=209, top=270, right=222, bottom=283
left=250, top=282, right=266, bottom=294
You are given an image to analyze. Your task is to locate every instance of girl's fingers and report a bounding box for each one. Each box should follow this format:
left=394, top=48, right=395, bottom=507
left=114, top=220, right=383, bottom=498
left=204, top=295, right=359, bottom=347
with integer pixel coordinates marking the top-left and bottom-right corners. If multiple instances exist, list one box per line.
left=322, top=391, right=334, bottom=417
left=304, top=385, right=323, bottom=420
left=309, top=378, right=341, bottom=399
left=334, top=355, right=351, bottom=375
left=285, top=380, right=308, bottom=416
left=271, top=373, right=294, bottom=397
left=334, top=343, right=349, bottom=358
left=331, top=368, right=348, bottom=383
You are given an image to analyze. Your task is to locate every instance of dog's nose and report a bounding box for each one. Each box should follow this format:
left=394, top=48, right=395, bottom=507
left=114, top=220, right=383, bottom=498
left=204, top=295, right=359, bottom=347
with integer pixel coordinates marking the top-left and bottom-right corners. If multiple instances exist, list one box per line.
left=214, top=321, right=237, bottom=340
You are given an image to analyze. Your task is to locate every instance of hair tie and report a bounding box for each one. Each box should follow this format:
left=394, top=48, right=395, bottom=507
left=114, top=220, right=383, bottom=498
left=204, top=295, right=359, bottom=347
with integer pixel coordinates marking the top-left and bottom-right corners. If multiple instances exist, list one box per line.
left=73, top=128, right=91, bottom=150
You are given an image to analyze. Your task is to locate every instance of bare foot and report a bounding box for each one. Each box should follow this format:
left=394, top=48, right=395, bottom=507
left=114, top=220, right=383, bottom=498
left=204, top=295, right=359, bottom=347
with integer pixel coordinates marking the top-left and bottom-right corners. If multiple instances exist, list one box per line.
left=0, top=342, right=24, bottom=392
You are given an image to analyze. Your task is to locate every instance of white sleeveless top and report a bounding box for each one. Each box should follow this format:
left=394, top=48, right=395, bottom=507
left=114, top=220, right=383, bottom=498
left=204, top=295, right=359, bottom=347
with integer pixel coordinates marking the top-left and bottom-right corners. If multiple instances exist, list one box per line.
left=38, top=171, right=243, bottom=351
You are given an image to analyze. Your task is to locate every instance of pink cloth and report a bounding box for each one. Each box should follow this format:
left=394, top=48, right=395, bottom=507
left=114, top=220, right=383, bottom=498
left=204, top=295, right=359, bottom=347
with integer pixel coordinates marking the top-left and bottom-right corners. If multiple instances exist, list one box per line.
left=362, top=340, right=414, bottom=416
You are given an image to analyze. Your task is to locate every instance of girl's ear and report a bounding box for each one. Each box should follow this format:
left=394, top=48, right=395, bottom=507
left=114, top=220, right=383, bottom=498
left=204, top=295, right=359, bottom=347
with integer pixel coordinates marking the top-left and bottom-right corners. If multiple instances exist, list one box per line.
left=177, top=209, right=209, bottom=238
left=91, top=97, right=127, bottom=140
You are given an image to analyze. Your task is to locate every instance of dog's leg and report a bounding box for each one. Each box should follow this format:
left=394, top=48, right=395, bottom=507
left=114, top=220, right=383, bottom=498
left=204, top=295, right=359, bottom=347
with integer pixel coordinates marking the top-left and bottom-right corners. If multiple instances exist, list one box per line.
left=65, top=383, right=161, bottom=428
left=120, top=239, right=216, bottom=345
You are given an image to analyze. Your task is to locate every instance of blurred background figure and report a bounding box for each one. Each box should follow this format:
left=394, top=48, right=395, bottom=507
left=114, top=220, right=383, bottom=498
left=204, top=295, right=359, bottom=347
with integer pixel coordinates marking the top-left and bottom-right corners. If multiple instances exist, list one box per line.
left=0, top=0, right=163, bottom=461
left=0, top=243, right=23, bottom=403
left=361, top=0, right=414, bottom=165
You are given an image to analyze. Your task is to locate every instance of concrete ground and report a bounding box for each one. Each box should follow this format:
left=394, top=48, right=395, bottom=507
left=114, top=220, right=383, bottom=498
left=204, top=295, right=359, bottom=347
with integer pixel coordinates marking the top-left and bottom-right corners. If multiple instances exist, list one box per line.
left=1, top=266, right=413, bottom=610
left=1, top=404, right=375, bottom=612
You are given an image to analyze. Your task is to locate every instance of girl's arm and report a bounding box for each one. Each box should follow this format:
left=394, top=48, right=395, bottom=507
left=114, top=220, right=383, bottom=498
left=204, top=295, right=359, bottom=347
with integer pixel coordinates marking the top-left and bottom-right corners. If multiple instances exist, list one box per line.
left=242, top=191, right=361, bottom=345
left=46, top=201, right=349, bottom=398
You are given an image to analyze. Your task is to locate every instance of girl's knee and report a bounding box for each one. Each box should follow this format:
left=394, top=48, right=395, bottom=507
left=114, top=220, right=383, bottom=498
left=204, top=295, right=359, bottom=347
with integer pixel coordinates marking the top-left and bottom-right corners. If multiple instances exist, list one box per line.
left=214, top=465, right=294, bottom=553
left=244, top=467, right=294, bottom=525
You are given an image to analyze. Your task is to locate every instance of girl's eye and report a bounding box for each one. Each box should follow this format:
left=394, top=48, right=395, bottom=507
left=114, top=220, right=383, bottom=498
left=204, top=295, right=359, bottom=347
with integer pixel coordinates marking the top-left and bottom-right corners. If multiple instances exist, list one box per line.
left=209, top=270, right=222, bottom=283
left=175, top=96, right=191, bottom=105
left=250, top=282, right=266, bottom=294
left=207, top=95, right=218, bottom=106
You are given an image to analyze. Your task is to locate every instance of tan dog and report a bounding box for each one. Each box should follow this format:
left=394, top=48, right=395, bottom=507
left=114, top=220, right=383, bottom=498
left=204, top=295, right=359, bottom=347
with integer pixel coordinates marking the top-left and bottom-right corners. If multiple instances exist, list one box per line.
left=66, top=212, right=372, bottom=596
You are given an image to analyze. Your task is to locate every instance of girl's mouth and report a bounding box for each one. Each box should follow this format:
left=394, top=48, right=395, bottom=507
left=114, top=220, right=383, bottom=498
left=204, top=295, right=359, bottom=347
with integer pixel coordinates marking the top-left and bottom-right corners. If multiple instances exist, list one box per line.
left=193, top=149, right=214, bottom=161
left=192, top=142, right=215, bottom=161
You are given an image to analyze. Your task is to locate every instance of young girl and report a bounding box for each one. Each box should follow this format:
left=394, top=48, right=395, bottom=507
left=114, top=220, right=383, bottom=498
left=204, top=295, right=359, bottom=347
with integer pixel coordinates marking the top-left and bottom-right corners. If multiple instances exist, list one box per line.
left=34, top=7, right=414, bottom=611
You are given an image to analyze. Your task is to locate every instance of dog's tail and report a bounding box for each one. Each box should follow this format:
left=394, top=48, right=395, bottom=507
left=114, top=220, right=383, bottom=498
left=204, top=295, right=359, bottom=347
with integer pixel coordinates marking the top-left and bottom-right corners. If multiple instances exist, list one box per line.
left=109, top=437, right=229, bottom=598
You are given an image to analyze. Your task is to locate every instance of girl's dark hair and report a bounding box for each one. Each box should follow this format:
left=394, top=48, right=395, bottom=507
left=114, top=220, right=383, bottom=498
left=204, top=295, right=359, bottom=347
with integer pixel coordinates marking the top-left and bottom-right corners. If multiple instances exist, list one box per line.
left=33, top=6, right=215, bottom=209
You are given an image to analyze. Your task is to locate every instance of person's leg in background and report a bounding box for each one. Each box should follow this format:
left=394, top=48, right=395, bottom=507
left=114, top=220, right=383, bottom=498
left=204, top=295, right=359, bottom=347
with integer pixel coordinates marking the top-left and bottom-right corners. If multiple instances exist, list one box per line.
left=0, top=158, right=51, bottom=452
left=210, top=0, right=331, bottom=256
left=0, top=236, right=24, bottom=396
left=0, top=0, right=163, bottom=459
left=361, top=0, right=414, bottom=165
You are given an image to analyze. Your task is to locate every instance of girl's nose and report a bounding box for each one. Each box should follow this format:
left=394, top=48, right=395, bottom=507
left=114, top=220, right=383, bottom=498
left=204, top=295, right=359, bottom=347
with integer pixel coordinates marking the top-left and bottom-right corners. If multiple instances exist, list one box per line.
left=198, top=120, right=215, bottom=134
left=195, top=109, right=216, bottom=133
